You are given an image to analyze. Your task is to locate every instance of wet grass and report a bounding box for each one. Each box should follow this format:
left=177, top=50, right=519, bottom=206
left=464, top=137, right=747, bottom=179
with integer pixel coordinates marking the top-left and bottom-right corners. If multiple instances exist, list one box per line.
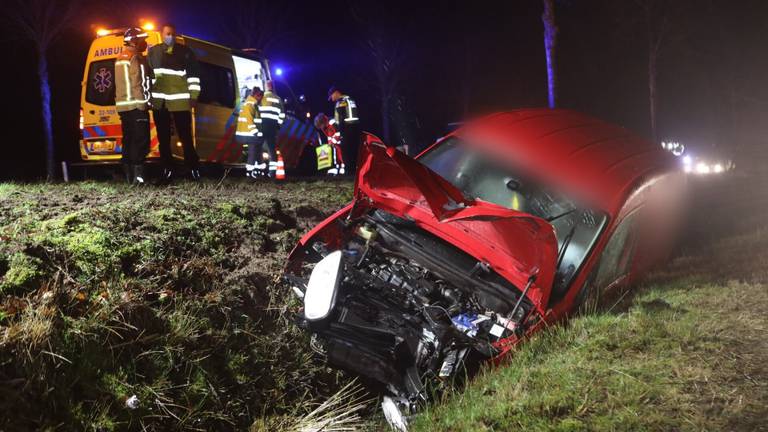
left=0, top=179, right=355, bottom=431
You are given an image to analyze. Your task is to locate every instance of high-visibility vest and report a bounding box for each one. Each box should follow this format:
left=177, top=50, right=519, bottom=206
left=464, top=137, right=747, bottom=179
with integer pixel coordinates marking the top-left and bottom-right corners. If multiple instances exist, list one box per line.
left=115, top=51, right=150, bottom=112
left=259, top=90, right=285, bottom=126
left=147, top=43, right=201, bottom=111
left=316, top=144, right=333, bottom=170
left=236, top=95, right=262, bottom=137
left=334, top=95, right=359, bottom=126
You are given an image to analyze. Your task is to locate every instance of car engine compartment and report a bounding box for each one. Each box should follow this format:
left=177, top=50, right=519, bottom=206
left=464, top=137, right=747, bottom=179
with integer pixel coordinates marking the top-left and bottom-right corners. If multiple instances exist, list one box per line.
left=286, top=209, right=538, bottom=428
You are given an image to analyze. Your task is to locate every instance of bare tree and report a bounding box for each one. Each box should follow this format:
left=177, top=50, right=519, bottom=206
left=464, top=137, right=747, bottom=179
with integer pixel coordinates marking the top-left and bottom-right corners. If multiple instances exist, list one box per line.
left=607, top=0, right=688, bottom=142
left=4, top=0, right=80, bottom=180
left=220, top=0, right=293, bottom=54
left=365, top=34, right=406, bottom=145
left=542, top=0, right=559, bottom=109
left=350, top=5, right=408, bottom=145
left=634, top=0, right=673, bottom=143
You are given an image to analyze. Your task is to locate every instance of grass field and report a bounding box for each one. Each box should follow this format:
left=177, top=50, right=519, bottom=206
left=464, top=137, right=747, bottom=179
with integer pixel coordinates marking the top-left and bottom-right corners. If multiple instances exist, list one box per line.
left=1, top=175, right=766, bottom=431
left=0, top=179, right=356, bottom=431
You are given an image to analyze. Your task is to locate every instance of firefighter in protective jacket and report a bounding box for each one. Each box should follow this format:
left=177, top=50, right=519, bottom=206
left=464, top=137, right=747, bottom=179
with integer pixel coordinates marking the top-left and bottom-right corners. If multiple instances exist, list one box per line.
left=236, top=87, right=265, bottom=178
left=115, top=27, right=151, bottom=185
left=328, top=86, right=360, bottom=173
left=258, top=81, right=284, bottom=178
left=148, top=23, right=202, bottom=181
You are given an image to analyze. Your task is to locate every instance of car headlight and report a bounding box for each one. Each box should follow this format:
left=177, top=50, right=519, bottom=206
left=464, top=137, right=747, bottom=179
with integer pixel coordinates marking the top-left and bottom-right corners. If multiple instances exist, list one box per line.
left=304, top=250, right=343, bottom=321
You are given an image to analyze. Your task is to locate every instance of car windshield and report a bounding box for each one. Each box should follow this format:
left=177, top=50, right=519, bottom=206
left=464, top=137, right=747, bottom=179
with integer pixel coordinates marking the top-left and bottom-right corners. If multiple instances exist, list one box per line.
left=419, top=136, right=608, bottom=301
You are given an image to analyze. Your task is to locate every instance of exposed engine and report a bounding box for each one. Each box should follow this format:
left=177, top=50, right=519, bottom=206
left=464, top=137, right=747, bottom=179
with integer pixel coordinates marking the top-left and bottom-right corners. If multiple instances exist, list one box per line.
left=286, top=210, right=536, bottom=428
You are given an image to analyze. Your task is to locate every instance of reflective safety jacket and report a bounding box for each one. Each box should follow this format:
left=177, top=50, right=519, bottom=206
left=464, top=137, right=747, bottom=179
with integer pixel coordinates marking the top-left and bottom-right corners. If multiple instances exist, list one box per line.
left=325, top=119, right=342, bottom=146
left=334, top=95, right=359, bottom=127
left=317, top=119, right=344, bottom=173
left=147, top=42, right=201, bottom=111
left=259, top=90, right=285, bottom=126
left=115, top=50, right=151, bottom=112
left=236, top=95, right=262, bottom=137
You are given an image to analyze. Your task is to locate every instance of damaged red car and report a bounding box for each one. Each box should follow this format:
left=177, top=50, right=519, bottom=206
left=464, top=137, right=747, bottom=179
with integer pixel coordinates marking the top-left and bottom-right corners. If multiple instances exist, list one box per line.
left=285, top=109, right=686, bottom=427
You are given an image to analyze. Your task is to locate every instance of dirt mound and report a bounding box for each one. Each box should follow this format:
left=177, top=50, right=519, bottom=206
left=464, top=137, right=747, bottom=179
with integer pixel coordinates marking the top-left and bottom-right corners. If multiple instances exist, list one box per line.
left=0, top=179, right=354, bottom=430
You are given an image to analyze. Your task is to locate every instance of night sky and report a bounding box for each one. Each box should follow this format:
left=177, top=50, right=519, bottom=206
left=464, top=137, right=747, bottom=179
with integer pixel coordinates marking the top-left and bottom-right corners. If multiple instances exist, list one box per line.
left=1, top=0, right=767, bottom=180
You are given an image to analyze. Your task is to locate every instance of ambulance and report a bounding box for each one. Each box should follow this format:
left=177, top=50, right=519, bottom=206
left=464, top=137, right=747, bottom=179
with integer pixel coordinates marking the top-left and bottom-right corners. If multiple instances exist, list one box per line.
left=79, top=24, right=315, bottom=167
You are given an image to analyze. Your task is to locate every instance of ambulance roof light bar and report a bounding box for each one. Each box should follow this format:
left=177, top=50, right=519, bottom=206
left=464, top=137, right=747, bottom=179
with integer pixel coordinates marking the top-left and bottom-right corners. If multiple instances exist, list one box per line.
left=94, top=20, right=156, bottom=37
left=139, top=19, right=155, bottom=31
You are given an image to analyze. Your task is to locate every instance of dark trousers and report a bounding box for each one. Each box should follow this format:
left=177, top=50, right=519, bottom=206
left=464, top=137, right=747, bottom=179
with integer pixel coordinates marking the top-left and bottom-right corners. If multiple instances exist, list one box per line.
left=119, top=109, right=150, bottom=165
left=341, top=124, right=361, bottom=174
left=153, top=108, right=199, bottom=169
left=261, top=120, right=279, bottom=163
left=237, top=135, right=263, bottom=167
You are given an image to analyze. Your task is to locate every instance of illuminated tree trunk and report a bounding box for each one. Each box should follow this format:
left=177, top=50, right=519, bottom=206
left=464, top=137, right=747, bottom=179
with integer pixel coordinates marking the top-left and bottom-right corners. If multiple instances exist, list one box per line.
left=6, top=0, right=79, bottom=180
left=37, top=52, right=55, bottom=180
left=542, top=0, right=558, bottom=109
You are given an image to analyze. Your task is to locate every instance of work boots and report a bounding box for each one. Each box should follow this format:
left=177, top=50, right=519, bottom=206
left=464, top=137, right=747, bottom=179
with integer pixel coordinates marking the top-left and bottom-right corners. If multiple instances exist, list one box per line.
left=133, top=165, right=146, bottom=186
left=122, top=164, right=133, bottom=183
left=156, top=168, right=173, bottom=185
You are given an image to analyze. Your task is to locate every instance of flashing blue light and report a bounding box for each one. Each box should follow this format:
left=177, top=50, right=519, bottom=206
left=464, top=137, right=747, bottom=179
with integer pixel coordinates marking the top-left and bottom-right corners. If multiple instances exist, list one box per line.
left=275, top=68, right=283, bottom=76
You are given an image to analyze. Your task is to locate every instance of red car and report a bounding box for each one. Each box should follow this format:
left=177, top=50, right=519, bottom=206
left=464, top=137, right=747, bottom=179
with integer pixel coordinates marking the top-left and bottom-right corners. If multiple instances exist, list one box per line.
left=285, top=109, right=686, bottom=427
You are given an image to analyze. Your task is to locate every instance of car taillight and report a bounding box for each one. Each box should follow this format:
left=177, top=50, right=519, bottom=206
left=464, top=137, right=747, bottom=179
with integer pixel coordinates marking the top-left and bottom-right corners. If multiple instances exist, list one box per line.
left=79, top=108, right=84, bottom=130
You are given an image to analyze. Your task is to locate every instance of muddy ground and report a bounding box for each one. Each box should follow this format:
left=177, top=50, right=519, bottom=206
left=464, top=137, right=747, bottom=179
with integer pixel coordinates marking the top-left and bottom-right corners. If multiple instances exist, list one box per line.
left=0, top=179, right=354, bottom=431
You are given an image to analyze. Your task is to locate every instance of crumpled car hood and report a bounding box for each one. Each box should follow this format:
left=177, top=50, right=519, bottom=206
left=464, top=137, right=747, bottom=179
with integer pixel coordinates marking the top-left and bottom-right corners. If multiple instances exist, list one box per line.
left=352, top=137, right=559, bottom=313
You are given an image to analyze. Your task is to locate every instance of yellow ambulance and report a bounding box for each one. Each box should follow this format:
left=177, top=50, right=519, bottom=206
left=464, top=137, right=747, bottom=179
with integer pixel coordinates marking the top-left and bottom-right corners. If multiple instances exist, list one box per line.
left=79, top=25, right=272, bottom=164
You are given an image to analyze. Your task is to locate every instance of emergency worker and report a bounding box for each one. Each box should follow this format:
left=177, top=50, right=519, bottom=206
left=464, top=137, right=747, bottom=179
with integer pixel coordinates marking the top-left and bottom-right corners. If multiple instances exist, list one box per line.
left=313, top=113, right=344, bottom=175
left=148, top=23, right=202, bottom=181
left=258, top=81, right=284, bottom=178
left=115, top=28, right=151, bottom=185
left=328, top=86, right=360, bottom=173
left=235, top=87, right=264, bottom=178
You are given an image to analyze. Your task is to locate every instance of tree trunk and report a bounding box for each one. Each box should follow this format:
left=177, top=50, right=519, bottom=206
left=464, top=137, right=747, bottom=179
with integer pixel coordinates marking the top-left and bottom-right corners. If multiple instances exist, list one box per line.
left=648, top=46, right=658, bottom=143
left=542, top=0, right=558, bottom=109
left=37, top=52, right=56, bottom=180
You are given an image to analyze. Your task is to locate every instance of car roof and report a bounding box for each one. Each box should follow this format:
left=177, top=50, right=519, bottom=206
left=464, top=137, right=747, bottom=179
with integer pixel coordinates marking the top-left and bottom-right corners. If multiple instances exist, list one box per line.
left=452, top=108, right=678, bottom=215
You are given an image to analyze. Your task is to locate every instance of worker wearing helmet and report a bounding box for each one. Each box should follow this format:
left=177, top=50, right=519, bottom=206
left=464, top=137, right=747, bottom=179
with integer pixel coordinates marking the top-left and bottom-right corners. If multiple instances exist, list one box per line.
left=115, top=27, right=151, bottom=185
left=258, top=81, right=284, bottom=178
left=328, top=86, right=360, bottom=174
left=236, top=87, right=265, bottom=179
left=148, top=23, right=202, bottom=182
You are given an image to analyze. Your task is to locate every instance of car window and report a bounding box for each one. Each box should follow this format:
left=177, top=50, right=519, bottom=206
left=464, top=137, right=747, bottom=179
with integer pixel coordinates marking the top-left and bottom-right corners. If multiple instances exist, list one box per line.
left=198, top=62, right=235, bottom=108
left=594, top=210, right=639, bottom=289
left=85, top=59, right=116, bottom=106
left=420, top=138, right=574, bottom=219
left=419, top=136, right=607, bottom=300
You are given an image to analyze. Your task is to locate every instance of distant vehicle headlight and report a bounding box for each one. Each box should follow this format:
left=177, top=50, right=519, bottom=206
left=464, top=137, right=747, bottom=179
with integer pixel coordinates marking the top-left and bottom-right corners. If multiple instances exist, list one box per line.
left=304, top=251, right=343, bottom=321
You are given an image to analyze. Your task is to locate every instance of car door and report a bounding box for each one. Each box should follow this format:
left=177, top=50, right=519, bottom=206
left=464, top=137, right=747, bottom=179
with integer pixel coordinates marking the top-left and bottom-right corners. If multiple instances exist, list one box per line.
left=578, top=209, right=641, bottom=310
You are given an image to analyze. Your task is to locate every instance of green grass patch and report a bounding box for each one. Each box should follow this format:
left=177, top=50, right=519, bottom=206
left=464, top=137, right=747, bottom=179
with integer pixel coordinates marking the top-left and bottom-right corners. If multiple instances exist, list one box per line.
left=412, top=277, right=767, bottom=432
left=0, top=179, right=355, bottom=431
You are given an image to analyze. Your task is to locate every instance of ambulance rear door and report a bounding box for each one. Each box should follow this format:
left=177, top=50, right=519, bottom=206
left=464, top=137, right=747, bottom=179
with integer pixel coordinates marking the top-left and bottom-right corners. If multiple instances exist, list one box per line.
left=80, top=32, right=161, bottom=161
